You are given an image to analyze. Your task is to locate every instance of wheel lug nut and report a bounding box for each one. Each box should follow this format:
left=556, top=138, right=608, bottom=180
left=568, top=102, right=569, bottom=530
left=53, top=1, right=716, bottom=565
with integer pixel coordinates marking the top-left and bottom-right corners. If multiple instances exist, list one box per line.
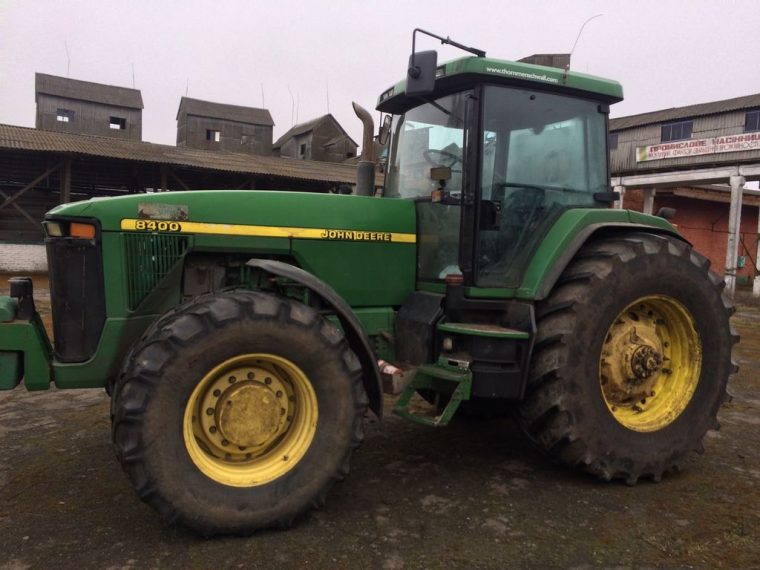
left=206, top=408, right=214, bottom=416
left=228, top=376, right=236, bottom=383
left=221, top=439, right=229, bottom=446
left=209, top=426, right=217, bottom=434
left=265, top=377, right=272, bottom=385
left=276, top=390, right=283, bottom=398
left=213, top=389, right=221, bottom=397
left=247, top=372, right=254, bottom=380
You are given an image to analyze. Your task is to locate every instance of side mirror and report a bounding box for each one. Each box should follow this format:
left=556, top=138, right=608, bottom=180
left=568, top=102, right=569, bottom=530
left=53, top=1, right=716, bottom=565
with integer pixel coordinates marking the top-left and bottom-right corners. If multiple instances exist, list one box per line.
left=378, top=115, right=392, bottom=146
left=406, top=50, right=437, bottom=97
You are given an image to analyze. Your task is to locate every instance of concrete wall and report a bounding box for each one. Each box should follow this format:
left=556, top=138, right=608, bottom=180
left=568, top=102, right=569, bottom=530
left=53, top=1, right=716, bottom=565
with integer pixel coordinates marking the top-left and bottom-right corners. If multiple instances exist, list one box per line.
left=36, top=94, right=142, bottom=140
left=177, top=115, right=272, bottom=155
left=0, top=243, right=47, bottom=273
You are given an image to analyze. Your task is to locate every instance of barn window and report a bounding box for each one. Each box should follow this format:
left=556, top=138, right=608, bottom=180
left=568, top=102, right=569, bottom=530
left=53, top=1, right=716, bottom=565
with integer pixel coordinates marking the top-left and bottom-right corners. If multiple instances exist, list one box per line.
left=608, top=132, right=618, bottom=150
left=110, top=116, right=127, bottom=130
left=206, top=129, right=221, bottom=142
left=661, top=120, right=693, bottom=142
left=299, top=143, right=306, bottom=156
left=745, top=110, right=760, bottom=132
left=56, top=109, right=73, bottom=122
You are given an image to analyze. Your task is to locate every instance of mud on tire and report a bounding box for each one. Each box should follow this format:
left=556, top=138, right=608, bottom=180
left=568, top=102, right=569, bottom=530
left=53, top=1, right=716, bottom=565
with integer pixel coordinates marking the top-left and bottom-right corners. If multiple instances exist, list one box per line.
left=111, top=290, right=367, bottom=535
left=517, top=232, right=738, bottom=484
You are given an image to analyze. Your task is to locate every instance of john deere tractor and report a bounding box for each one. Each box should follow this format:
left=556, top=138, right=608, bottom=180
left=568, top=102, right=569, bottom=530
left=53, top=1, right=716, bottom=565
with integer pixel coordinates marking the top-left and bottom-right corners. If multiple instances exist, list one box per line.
left=0, top=30, right=736, bottom=535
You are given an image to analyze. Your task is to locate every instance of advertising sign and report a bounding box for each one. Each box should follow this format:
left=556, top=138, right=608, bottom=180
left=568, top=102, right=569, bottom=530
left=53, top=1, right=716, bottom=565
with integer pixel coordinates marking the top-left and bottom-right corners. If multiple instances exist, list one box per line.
left=636, top=132, right=760, bottom=162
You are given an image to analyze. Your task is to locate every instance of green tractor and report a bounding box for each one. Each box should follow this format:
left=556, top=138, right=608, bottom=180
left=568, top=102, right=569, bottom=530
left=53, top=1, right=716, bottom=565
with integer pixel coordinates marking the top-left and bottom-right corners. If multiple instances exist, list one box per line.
left=0, top=30, right=736, bottom=535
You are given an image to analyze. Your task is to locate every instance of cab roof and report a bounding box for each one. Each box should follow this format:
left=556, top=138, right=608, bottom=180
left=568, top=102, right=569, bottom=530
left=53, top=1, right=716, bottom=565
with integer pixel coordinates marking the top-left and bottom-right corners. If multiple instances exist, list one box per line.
left=376, top=56, right=623, bottom=114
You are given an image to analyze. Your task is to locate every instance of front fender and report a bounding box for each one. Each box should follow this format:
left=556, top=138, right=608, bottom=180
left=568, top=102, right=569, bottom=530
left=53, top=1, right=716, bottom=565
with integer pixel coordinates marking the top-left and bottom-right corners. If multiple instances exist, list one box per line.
left=246, top=259, right=384, bottom=418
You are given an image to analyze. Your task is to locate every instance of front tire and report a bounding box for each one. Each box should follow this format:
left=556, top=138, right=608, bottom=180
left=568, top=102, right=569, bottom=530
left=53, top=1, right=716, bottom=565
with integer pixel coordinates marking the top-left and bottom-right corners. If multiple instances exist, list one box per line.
left=518, top=232, right=737, bottom=483
left=111, top=290, right=367, bottom=535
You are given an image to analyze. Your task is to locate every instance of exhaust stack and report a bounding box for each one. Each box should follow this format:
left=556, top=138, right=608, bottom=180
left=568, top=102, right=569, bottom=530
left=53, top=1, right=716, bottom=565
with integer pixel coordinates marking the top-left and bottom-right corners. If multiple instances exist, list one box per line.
left=352, top=102, right=376, bottom=197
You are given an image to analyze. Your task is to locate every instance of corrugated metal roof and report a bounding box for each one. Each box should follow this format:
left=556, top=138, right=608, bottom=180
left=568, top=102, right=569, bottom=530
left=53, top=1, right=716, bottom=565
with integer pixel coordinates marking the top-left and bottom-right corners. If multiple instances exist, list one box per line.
left=0, top=124, right=362, bottom=185
left=273, top=114, right=358, bottom=149
left=35, top=73, right=144, bottom=109
left=176, top=97, right=274, bottom=126
left=610, top=92, right=760, bottom=131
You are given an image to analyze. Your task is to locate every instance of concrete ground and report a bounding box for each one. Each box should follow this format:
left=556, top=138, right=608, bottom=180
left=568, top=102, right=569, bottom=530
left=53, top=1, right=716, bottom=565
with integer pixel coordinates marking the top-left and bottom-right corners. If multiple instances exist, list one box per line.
left=0, top=281, right=758, bottom=569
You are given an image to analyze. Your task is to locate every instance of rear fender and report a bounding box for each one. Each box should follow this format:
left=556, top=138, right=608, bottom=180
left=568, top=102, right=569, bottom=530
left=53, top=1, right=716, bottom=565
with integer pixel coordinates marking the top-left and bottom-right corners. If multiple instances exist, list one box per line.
left=533, top=222, right=687, bottom=301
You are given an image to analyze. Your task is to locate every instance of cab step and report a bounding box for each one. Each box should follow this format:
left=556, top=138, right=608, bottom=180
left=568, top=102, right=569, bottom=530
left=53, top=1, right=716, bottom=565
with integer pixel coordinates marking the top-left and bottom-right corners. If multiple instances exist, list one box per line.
left=392, top=358, right=472, bottom=427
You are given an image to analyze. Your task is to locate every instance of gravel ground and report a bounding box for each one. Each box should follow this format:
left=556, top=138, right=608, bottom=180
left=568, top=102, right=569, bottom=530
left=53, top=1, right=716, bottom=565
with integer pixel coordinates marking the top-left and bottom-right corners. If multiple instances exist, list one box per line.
left=0, top=282, right=758, bottom=569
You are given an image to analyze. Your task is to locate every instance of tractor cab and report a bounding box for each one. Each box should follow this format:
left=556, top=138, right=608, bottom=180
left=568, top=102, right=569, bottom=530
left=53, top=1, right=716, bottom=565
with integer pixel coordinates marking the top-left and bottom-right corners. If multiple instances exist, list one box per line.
left=377, top=35, right=622, bottom=292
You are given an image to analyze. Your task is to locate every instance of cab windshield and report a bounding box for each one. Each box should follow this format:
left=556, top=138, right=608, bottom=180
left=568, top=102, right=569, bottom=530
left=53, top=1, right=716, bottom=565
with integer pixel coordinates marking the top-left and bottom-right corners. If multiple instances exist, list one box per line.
left=385, top=91, right=470, bottom=199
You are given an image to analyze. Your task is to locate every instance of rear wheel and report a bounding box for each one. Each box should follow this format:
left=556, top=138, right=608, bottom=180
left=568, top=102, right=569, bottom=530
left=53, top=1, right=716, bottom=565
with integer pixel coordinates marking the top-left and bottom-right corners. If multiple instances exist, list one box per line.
left=111, top=290, right=367, bottom=535
left=518, top=232, right=737, bottom=483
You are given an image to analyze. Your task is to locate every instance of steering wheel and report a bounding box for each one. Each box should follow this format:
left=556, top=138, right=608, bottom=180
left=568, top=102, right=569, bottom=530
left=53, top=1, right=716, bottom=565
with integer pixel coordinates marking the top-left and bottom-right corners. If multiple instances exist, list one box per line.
left=423, top=149, right=462, bottom=168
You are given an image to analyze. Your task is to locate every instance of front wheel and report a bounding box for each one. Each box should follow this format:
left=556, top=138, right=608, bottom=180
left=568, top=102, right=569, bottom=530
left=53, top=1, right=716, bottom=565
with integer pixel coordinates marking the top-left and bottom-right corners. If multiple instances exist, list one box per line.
left=518, top=232, right=737, bottom=483
left=111, top=290, right=367, bottom=535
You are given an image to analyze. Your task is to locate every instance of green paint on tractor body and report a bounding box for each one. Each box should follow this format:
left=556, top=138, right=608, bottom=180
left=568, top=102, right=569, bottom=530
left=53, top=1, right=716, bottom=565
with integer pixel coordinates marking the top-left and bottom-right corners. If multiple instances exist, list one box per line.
left=0, top=36, right=735, bottom=537
left=0, top=51, right=678, bottom=405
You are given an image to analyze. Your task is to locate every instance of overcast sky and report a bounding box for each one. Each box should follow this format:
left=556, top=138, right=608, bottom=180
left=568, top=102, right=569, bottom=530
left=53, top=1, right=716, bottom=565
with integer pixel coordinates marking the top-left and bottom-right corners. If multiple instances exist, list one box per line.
left=1, top=0, right=759, bottom=148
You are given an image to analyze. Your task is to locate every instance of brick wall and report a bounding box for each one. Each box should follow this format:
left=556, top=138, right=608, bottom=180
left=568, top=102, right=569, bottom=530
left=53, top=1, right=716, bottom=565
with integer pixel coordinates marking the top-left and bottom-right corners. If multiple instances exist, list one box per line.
left=624, top=189, right=760, bottom=281
left=0, top=244, right=48, bottom=273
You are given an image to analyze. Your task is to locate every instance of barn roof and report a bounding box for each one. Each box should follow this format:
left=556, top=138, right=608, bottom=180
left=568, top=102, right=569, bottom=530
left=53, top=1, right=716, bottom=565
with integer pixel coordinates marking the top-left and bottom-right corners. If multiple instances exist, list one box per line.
left=35, top=73, right=144, bottom=109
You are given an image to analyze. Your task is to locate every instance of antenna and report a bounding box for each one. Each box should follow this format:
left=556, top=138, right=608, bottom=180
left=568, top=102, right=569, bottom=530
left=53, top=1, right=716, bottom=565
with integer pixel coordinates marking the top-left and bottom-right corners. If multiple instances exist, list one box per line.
left=326, top=79, right=330, bottom=113
left=261, top=82, right=265, bottom=108
left=562, top=14, right=603, bottom=83
left=131, top=63, right=136, bottom=88
left=64, top=41, right=71, bottom=77
left=568, top=14, right=603, bottom=65
left=296, top=92, right=300, bottom=124
left=185, top=78, right=189, bottom=96
left=287, top=85, right=294, bottom=126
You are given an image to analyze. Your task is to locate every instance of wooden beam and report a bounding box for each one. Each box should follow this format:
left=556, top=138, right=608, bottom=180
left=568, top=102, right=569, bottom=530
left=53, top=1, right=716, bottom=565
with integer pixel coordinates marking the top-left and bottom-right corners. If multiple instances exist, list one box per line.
left=235, top=176, right=255, bottom=190
left=0, top=189, right=41, bottom=229
left=672, top=187, right=760, bottom=207
left=60, top=157, right=72, bottom=203
left=166, top=167, right=191, bottom=191
left=0, top=160, right=64, bottom=211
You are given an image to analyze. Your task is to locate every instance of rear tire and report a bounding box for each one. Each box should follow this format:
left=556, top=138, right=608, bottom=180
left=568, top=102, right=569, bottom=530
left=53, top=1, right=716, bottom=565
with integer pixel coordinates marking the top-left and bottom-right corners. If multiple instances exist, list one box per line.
left=111, top=290, right=367, bottom=535
left=517, top=232, right=737, bottom=483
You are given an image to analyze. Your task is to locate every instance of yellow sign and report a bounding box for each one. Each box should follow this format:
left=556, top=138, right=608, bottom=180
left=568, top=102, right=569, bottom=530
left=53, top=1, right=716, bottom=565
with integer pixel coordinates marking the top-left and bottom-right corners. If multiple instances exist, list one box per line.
left=121, top=219, right=416, bottom=243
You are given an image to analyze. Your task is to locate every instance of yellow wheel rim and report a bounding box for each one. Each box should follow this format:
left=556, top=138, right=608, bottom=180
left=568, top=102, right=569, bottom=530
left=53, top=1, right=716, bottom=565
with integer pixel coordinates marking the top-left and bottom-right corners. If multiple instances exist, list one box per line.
left=599, top=296, right=702, bottom=432
left=183, top=354, right=318, bottom=487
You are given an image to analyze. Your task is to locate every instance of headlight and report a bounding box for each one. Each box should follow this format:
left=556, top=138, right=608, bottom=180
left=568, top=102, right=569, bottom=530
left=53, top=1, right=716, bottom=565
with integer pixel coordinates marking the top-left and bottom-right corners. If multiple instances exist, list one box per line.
left=43, top=221, right=64, bottom=237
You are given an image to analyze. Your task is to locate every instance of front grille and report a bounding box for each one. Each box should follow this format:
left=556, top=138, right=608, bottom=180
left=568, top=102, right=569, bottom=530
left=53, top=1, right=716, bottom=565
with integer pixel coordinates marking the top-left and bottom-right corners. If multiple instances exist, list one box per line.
left=46, top=237, right=106, bottom=363
left=124, top=233, right=189, bottom=310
